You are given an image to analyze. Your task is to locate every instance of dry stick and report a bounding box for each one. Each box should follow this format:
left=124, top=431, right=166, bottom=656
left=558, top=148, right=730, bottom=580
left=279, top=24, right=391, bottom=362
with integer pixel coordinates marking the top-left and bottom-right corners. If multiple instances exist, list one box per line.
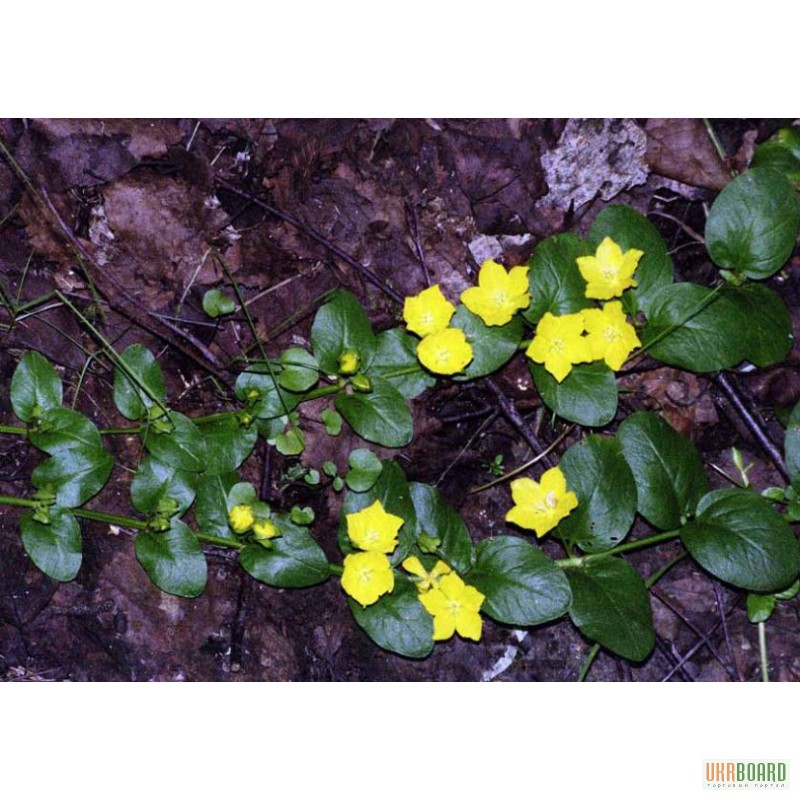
left=406, top=201, right=431, bottom=287
left=713, top=581, right=744, bottom=682
left=714, top=373, right=788, bottom=482
left=660, top=595, right=742, bottom=682
left=37, top=188, right=230, bottom=387
left=215, top=178, right=405, bottom=304
left=436, top=410, right=500, bottom=487
left=653, top=640, right=693, bottom=682
left=229, top=574, right=251, bottom=674
left=485, top=378, right=553, bottom=469
left=651, top=586, right=739, bottom=681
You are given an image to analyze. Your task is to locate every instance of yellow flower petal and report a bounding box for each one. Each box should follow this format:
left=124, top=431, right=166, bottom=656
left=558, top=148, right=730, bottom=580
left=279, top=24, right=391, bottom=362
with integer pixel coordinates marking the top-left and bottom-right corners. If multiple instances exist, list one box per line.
left=419, top=572, right=485, bottom=642
left=403, top=285, right=456, bottom=337
left=341, top=551, right=394, bottom=607
left=505, top=465, right=578, bottom=538
left=577, top=236, right=642, bottom=300
left=228, top=504, right=254, bottom=534
left=460, top=260, right=531, bottom=326
left=525, top=311, right=591, bottom=383
left=346, top=499, right=404, bottom=554
left=417, top=328, right=473, bottom=375
left=583, top=301, right=641, bottom=372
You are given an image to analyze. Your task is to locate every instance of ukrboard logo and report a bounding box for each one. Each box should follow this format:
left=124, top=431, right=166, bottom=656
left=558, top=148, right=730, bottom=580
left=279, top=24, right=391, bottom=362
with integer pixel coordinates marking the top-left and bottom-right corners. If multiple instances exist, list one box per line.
left=704, top=761, right=789, bottom=790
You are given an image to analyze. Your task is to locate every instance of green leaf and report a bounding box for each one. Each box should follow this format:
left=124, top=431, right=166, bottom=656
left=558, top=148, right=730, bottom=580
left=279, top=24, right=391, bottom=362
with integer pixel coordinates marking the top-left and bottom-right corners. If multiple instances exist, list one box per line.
left=195, top=415, right=257, bottom=476
left=134, top=519, right=207, bottom=598
left=113, top=344, right=167, bottom=421
left=706, top=167, right=800, bottom=279
left=369, top=327, right=436, bottom=399
left=32, top=448, right=114, bottom=508
left=202, top=288, right=235, bottom=318
left=240, top=517, right=329, bottom=588
left=558, top=435, right=638, bottom=553
left=276, top=425, right=305, bottom=456
left=131, top=457, right=198, bottom=516
left=20, top=507, right=81, bottom=581
left=451, top=305, right=523, bottom=381
left=290, top=506, right=315, bottom=525
left=278, top=347, right=319, bottom=392
left=142, top=412, right=207, bottom=473
left=530, top=361, right=618, bottom=427
left=194, top=472, right=239, bottom=540
left=719, top=284, right=792, bottom=368
left=523, top=233, right=593, bottom=323
left=752, top=129, right=800, bottom=189
left=618, top=411, right=707, bottom=531
left=588, top=205, right=674, bottom=316
left=786, top=402, right=800, bottom=492
left=345, top=448, right=383, bottom=492
left=681, top=489, right=800, bottom=592
left=321, top=409, right=342, bottom=436
left=348, top=575, right=434, bottom=658
left=747, top=593, right=776, bottom=624
left=28, top=408, right=104, bottom=454
left=566, top=558, right=655, bottom=661
left=235, top=367, right=302, bottom=420
left=335, top=377, right=413, bottom=448
left=310, top=289, right=377, bottom=375
left=775, top=579, right=800, bottom=601
left=468, top=536, right=571, bottom=626
left=338, top=460, right=416, bottom=564
left=226, top=482, right=258, bottom=511
left=409, top=483, right=473, bottom=574
left=11, top=351, right=63, bottom=422
left=644, top=283, right=738, bottom=371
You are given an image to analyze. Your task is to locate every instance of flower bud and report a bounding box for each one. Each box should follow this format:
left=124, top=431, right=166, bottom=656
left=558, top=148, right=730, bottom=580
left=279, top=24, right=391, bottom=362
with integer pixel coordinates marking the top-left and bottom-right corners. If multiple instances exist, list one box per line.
left=350, top=374, right=373, bottom=393
left=338, top=350, right=360, bottom=376
left=229, top=504, right=255, bottom=534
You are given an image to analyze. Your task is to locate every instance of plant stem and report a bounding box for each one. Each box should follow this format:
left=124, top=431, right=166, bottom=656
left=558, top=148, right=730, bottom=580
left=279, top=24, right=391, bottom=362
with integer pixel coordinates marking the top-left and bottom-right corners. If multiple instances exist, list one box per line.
left=577, top=643, right=601, bottom=682
left=329, top=564, right=344, bottom=576
left=556, top=529, right=681, bottom=569
left=301, top=383, right=343, bottom=402
left=758, top=621, right=770, bottom=683
left=0, top=425, right=27, bottom=435
left=73, top=508, right=148, bottom=529
left=98, top=426, right=143, bottom=435
left=196, top=532, right=245, bottom=550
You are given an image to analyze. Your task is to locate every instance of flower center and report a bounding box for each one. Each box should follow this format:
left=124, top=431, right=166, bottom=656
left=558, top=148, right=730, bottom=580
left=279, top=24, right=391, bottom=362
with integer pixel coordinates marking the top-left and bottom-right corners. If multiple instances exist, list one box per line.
left=545, top=490, right=559, bottom=508
left=492, top=289, right=510, bottom=306
left=357, top=566, right=374, bottom=584
left=602, top=267, right=619, bottom=282
left=550, top=337, right=565, bottom=354
left=446, top=599, right=462, bottom=616
left=364, top=528, right=380, bottom=545
left=421, top=312, right=434, bottom=327
left=603, top=325, right=622, bottom=343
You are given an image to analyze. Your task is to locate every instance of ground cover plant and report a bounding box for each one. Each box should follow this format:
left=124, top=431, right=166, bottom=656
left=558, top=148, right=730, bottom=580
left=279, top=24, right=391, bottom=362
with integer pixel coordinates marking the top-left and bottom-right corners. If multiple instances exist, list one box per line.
left=1, top=118, right=799, bottom=681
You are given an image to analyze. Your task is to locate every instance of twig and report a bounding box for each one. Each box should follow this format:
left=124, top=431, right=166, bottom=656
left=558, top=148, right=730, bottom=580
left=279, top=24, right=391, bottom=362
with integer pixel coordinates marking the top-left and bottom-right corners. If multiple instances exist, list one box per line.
left=406, top=200, right=431, bottom=287
left=713, top=582, right=744, bottom=681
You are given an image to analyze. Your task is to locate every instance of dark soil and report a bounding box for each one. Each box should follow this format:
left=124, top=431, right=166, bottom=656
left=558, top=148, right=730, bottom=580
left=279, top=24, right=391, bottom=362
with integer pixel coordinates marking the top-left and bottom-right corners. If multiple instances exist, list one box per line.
left=1, top=118, right=799, bottom=682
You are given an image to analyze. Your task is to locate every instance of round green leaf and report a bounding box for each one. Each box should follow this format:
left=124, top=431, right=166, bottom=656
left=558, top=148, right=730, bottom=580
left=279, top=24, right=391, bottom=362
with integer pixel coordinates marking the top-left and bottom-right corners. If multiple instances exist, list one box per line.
left=588, top=205, right=674, bottom=316
left=338, top=460, right=417, bottom=564
left=644, top=283, right=759, bottom=372
left=566, top=558, right=655, bottom=661
left=345, top=448, right=383, bottom=492
left=131, top=457, right=197, bottom=516
left=321, top=409, right=342, bottom=436
left=240, top=517, right=329, bottom=588
left=752, top=129, right=800, bottom=189
left=523, top=233, right=594, bottom=324
left=409, top=482, right=473, bottom=574
left=28, top=408, right=104, bottom=454
left=348, top=575, right=434, bottom=659
left=11, top=351, right=63, bottom=422
left=369, top=327, right=436, bottom=400
left=20, top=507, right=81, bottom=582
left=786, top=401, right=800, bottom=489
left=202, top=288, right=235, bottom=318
left=618, top=411, right=707, bottom=531
left=558, top=435, right=637, bottom=553
left=310, top=289, right=377, bottom=375
left=451, top=305, right=523, bottom=381
left=32, top=448, right=114, bottom=508
left=194, top=472, right=239, bottom=540
left=335, top=377, right=413, bottom=448
left=195, top=415, right=257, bottom=476
left=275, top=426, right=305, bottom=456
left=681, top=489, right=800, bottom=593
left=134, top=519, right=207, bottom=598
left=141, top=412, right=207, bottom=473
left=706, top=167, right=800, bottom=279
left=113, top=344, right=167, bottom=421
left=278, top=347, right=319, bottom=393
left=467, top=536, right=572, bottom=626
left=747, top=593, right=776, bottom=624
left=530, top=361, right=618, bottom=427
left=235, top=366, right=302, bottom=420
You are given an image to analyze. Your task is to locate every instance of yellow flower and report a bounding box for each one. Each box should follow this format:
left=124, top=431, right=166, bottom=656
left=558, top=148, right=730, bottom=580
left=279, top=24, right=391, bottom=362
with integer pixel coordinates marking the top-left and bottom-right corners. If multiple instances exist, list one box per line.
left=253, top=518, right=280, bottom=544
left=419, top=572, right=485, bottom=641
left=525, top=312, right=592, bottom=383
left=346, top=499, right=404, bottom=554
left=341, top=551, right=395, bottom=607
left=576, top=236, right=643, bottom=300
left=461, top=260, right=531, bottom=326
left=417, top=328, right=473, bottom=375
left=338, top=349, right=360, bottom=375
left=229, top=504, right=255, bottom=534
left=402, top=556, right=452, bottom=592
left=403, top=284, right=456, bottom=337
left=506, top=466, right=578, bottom=538
left=583, top=301, right=642, bottom=371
